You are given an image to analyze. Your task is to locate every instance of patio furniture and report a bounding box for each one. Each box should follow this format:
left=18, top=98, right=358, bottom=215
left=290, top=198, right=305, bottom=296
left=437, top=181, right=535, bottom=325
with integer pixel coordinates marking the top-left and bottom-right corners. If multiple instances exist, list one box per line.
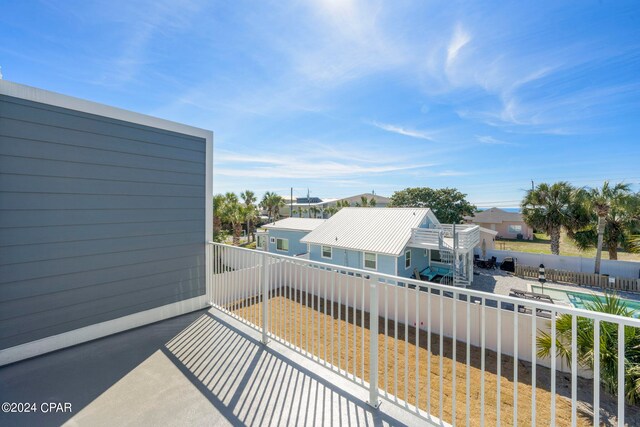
left=509, top=288, right=554, bottom=317
left=419, top=266, right=451, bottom=282
left=485, top=256, right=497, bottom=269
left=500, top=257, right=516, bottom=272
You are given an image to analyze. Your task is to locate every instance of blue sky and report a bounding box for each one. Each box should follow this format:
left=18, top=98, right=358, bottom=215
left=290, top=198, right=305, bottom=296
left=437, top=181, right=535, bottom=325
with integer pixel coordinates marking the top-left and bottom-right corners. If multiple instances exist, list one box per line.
left=2, top=0, right=639, bottom=207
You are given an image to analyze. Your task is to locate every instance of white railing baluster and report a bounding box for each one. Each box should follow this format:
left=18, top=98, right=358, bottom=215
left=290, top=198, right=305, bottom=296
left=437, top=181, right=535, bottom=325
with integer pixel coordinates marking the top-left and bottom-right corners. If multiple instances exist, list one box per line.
left=261, top=252, right=269, bottom=344
left=466, top=295, right=470, bottom=427
left=617, top=322, right=624, bottom=427
left=415, top=284, right=420, bottom=411
left=439, top=290, right=444, bottom=420
left=513, top=305, right=518, bottom=426
left=481, top=298, right=485, bottom=427
left=428, top=285, right=432, bottom=414
left=361, top=276, right=365, bottom=382
left=405, top=284, right=409, bottom=405
left=497, top=300, right=501, bottom=427
left=368, top=276, right=380, bottom=407
left=324, top=269, right=328, bottom=366
left=531, top=309, right=536, bottom=427
left=394, top=281, right=399, bottom=400
left=353, top=280, right=357, bottom=379
left=571, top=314, right=577, bottom=427
left=384, top=281, right=389, bottom=398
left=338, top=273, right=342, bottom=372
left=594, top=319, right=600, bottom=426
left=551, top=308, right=556, bottom=426
left=452, top=290, right=457, bottom=426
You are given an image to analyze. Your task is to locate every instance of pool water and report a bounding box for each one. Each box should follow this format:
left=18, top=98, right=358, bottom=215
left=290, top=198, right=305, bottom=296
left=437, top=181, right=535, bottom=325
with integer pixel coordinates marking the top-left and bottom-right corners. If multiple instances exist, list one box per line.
left=530, top=285, right=640, bottom=318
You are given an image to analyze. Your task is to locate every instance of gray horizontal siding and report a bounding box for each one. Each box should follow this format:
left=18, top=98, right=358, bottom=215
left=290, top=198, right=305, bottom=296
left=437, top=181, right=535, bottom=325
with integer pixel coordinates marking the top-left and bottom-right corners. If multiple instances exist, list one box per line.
left=0, top=94, right=207, bottom=350
left=1, top=155, right=204, bottom=186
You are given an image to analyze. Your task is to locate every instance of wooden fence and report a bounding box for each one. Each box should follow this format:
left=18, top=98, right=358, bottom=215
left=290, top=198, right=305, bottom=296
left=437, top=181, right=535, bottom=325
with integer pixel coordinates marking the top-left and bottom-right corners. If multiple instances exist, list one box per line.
left=516, top=264, right=640, bottom=293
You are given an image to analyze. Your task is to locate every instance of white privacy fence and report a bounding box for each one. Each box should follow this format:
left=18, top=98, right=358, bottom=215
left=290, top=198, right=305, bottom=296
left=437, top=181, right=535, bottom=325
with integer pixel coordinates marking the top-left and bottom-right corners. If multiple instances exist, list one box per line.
left=208, top=243, right=640, bottom=426
left=477, top=248, right=640, bottom=279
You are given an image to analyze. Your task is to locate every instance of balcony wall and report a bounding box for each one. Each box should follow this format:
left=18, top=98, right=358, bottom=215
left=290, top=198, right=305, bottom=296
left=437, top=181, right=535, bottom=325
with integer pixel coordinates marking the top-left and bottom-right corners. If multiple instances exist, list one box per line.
left=0, top=81, right=212, bottom=363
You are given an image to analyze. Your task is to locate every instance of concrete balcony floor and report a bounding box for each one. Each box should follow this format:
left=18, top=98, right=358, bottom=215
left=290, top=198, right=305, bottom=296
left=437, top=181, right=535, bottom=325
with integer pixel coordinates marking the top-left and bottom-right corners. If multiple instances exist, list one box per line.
left=0, top=308, right=424, bottom=427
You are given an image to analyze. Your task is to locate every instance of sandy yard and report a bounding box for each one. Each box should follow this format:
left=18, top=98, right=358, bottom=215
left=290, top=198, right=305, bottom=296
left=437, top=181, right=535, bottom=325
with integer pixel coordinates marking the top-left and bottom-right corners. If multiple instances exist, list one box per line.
left=228, top=288, right=640, bottom=426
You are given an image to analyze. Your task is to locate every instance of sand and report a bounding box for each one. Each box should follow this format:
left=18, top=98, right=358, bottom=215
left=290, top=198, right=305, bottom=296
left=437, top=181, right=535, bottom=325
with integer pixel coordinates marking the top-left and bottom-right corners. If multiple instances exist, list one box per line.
left=227, top=289, right=639, bottom=426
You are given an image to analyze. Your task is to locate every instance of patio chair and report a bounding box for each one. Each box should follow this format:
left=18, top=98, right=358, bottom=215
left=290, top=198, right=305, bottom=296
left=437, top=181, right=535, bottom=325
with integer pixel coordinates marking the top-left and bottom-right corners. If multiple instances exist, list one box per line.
left=485, top=257, right=497, bottom=269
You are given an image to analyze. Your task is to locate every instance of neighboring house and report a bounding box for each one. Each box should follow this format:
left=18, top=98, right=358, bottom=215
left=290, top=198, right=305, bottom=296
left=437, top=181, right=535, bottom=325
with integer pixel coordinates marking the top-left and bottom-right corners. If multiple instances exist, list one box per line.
left=465, top=207, right=533, bottom=240
left=256, top=218, right=325, bottom=257
left=300, top=208, right=480, bottom=287
left=279, top=193, right=391, bottom=218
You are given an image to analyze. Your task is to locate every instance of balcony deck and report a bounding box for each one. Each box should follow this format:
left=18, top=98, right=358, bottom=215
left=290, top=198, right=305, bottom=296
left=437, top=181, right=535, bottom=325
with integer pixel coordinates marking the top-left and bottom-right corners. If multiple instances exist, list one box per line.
left=0, top=308, right=424, bottom=427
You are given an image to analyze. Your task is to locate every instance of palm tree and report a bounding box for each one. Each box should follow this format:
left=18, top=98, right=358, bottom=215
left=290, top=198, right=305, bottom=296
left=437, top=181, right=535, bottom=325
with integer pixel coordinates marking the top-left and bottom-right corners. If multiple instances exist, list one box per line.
left=521, top=182, right=584, bottom=255
left=572, top=182, right=639, bottom=266
left=221, top=192, right=244, bottom=245
left=309, top=206, right=320, bottom=218
left=537, top=294, right=640, bottom=404
left=324, top=206, right=339, bottom=217
left=261, top=192, right=285, bottom=221
left=240, top=190, right=257, bottom=242
left=212, top=194, right=226, bottom=242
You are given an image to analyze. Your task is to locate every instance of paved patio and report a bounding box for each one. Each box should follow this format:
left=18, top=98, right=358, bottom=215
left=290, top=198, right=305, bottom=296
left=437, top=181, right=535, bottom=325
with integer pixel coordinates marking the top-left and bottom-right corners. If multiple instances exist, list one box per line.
left=0, top=309, right=425, bottom=427
left=470, top=268, right=640, bottom=303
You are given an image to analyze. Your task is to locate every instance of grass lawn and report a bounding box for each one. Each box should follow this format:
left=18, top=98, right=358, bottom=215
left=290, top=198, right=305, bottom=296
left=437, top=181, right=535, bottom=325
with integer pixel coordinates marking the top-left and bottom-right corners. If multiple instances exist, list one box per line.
left=494, top=232, right=640, bottom=262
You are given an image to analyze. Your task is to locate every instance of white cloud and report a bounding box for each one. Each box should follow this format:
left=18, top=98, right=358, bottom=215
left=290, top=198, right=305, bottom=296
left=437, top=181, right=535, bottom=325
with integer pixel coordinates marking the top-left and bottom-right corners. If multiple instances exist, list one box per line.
left=446, top=24, right=471, bottom=68
left=475, top=135, right=512, bottom=145
left=370, top=121, right=436, bottom=141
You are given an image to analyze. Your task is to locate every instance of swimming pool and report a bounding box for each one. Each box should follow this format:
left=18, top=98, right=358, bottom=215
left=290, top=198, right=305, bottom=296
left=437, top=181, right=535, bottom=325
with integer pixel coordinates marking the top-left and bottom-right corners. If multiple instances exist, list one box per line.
left=530, top=285, right=640, bottom=318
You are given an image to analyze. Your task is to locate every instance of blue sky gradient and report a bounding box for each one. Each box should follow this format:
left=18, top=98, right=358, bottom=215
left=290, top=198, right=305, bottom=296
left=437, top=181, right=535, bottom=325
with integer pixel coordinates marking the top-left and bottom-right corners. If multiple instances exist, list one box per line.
left=2, top=0, right=639, bottom=207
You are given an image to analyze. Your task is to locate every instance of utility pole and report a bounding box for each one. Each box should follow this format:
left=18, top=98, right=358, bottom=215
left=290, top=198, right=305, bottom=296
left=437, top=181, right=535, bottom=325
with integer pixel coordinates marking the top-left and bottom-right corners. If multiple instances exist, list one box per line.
left=290, top=187, right=293, bottom=218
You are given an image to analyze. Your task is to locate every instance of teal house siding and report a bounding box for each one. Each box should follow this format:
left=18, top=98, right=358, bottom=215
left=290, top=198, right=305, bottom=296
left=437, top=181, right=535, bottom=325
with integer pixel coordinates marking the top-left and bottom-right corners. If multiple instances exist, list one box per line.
left=266, top=229, right=309, bottom=257
left=396, top=247, right=430, bottom=279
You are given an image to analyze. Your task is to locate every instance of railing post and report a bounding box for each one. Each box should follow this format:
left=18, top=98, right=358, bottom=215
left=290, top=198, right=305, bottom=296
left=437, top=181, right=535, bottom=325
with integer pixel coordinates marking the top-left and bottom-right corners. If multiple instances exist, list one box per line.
left=368, top=276, right=381, bottom=408
left=261, top=252, right=270, bottom=345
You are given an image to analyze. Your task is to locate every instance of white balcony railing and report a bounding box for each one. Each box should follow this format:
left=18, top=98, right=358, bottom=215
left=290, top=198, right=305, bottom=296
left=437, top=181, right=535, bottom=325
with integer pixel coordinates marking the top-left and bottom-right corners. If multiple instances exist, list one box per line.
left=206, top=242, right=640, bottom=426
left=409, top=225, right=480, bottom=252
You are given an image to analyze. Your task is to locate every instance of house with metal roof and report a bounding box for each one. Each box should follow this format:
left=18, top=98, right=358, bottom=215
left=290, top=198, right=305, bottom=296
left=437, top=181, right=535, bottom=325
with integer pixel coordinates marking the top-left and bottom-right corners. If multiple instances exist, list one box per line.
left=256, top=218, right=325, bottom=257
left=300, top=208, right=480, bottom=286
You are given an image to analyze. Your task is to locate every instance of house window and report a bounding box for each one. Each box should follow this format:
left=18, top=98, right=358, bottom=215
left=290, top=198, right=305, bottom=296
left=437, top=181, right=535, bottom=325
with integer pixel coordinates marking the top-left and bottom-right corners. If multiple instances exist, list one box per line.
left=430, top=250, right=441, bottom=262
left=508, top=225, right=522, bottom=234
left=321, top=246, right=332, bottom=259
left=405, top=250, right=411, bottom=269
left=364, top=252, right=377, bottom=270
left=276, top=238, right=289, bottom=252
left=270, top=237, right=275, bottom=244
left=257, top=235, right=265, bottom=248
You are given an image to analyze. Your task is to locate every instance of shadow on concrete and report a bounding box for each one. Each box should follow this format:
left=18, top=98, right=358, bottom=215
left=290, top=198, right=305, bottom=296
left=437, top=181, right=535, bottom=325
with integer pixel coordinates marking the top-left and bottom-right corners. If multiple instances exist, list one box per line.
left=0, top=309, right=207, bottom=427
left=161, top=311, right=412, bottom=427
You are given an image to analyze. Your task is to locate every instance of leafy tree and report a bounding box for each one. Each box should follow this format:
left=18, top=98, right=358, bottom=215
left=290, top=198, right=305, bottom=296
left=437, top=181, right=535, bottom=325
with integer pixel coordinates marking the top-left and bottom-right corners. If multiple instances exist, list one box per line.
left=240, top=190, right=257, bottom=242
left=521, top=182, right=585, bottom=255
left=369, top=197, right=377, bottom=207
left=537, top=294, right=640, bottom=404
left=389, top=187, right=476, bottom=224
left=571, top=182, right=640, bottom=263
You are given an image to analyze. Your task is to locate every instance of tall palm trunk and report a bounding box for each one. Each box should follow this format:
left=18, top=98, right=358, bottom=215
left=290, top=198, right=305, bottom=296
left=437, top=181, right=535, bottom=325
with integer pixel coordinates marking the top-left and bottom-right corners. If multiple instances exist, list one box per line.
left=594, top=215, right=606, bottom=273
left=246, top=219, right=251, bottom=242
left=232, top=223, right=241, bottom=245
left=550, top=226, right=561, bottom=255
left=608, top=245, right=618, bottom=260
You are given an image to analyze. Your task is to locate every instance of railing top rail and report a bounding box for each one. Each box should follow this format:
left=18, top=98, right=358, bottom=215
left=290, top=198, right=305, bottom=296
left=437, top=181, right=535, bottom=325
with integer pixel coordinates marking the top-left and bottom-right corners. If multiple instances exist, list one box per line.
left=209, top=242, right=640, bottom=327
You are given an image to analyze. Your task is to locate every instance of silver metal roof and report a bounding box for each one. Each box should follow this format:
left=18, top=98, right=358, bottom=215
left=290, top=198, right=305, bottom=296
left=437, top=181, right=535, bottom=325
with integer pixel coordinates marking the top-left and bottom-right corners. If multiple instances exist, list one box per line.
left=262, top=218, right=326, bottom=232
left=300, top=208, right=435, bottom=256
